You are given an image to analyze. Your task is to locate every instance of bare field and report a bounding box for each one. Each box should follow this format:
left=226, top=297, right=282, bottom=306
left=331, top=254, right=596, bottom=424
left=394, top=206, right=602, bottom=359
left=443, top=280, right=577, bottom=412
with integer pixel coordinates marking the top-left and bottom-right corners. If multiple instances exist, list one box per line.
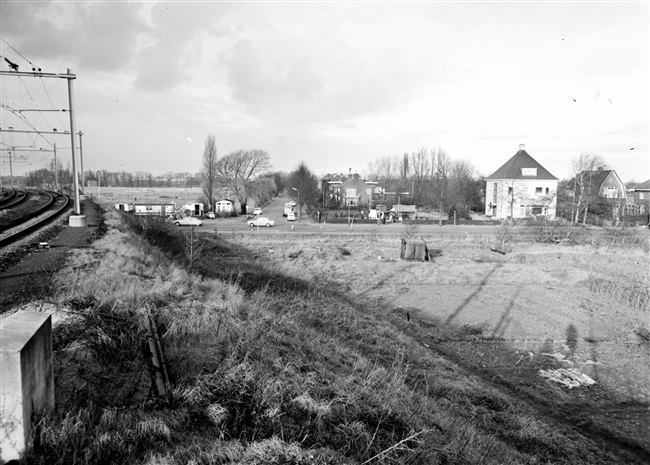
left=232, top=232, right=650, bottom=401
left=85, top=186, right=204, bottom=207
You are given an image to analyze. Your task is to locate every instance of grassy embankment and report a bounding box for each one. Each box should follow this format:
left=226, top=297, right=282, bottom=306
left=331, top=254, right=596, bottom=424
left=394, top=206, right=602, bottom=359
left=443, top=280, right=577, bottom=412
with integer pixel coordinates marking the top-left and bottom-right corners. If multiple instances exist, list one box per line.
left=27, top=208, right=648, bottom=464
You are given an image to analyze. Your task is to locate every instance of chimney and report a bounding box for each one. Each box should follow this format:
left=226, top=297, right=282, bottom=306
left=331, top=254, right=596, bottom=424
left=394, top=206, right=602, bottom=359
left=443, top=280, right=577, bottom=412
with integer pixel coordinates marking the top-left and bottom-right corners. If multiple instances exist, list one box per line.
left=519, top=144, right=526, bottom=151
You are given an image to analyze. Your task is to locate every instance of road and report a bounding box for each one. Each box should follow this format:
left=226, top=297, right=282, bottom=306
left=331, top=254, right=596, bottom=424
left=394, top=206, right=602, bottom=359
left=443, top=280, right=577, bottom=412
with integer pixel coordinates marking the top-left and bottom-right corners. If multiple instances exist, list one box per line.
left=201, top=196, right=636, bottom=239
left=204, top=195, right=505, bottom=236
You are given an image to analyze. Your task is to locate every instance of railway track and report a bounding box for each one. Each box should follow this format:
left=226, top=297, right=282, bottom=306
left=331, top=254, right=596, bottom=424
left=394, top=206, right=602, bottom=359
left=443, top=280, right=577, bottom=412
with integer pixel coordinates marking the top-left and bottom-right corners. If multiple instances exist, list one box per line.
left=0, top=191, right=72, bottom=248
left=0, top=189, right=27, bottom=210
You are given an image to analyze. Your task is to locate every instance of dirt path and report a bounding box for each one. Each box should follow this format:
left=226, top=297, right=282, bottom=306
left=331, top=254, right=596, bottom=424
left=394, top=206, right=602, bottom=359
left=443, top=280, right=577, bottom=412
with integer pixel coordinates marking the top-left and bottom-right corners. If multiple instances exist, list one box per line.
left=371, top=245, right=650, bottom=462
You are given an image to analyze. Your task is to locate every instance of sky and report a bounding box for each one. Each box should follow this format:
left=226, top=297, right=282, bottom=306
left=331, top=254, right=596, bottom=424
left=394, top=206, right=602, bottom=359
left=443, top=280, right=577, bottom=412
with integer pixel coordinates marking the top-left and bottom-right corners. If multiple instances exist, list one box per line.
left=1, top=1, right=648, bottom=183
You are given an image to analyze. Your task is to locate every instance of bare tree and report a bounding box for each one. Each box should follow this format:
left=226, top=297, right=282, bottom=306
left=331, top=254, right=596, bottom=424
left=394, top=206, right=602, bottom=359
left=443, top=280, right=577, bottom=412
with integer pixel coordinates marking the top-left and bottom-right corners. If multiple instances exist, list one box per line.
left=570, top=153, right=605, bottom=225
left=288, top=162, right=320, bottom=219
left=409, top=148, right=435, bottom=205
left=433, top=150, right=451, bottom=225
left=248, top=176, right=277, bottom=206
left=201, top=135, right=218, bottom=212
left=448, top=159, right=479, bottom=215
left=216, top=149, right=272, bottom=214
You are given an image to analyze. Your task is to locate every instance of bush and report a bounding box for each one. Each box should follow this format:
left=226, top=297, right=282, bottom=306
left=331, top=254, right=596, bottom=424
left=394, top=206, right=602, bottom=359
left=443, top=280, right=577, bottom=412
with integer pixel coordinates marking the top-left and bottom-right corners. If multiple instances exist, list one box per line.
left=448, top=204, right=471, bottom=221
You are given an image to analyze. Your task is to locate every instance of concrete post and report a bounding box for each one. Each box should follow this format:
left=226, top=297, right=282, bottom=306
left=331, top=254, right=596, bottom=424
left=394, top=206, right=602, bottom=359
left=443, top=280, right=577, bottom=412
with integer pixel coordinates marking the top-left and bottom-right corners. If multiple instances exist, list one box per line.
left=1, top=312, right=54, bottom=462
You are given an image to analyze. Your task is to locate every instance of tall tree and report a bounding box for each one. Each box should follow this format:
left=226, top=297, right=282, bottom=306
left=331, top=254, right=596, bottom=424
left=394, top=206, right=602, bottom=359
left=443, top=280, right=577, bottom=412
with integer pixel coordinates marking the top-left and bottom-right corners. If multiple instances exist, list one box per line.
left=432, top=150, right=450, bottom=225
left=201, top=135, right=218, bottom=212
left=288, top=162, right=320, bottom=220
left=248, top=176, right=277, bottom=206
left=216, top=149, right=272, bottom=214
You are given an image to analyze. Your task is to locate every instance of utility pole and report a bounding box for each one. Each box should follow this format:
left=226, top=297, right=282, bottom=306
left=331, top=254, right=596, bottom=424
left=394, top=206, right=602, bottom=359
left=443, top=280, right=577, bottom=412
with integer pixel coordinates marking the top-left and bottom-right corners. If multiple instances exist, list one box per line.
left=53, top=144, right=58, bottom=190
left=0, top=68, right=85, bottom=224
left=66, top=68, right=81, bottom=216
left=78, top=131, right=84, bottom=190
left=0, top=147, right=57, bottom=187
left=8, top=148, right=13, bottom=187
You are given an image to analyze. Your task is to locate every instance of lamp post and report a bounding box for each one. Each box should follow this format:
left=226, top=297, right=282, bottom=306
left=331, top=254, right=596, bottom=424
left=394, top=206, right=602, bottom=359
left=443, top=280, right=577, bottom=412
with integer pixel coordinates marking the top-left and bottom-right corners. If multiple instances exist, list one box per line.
left=97, top=170, right=101, bottom=201
left=292, top=187, right=300, bottom=221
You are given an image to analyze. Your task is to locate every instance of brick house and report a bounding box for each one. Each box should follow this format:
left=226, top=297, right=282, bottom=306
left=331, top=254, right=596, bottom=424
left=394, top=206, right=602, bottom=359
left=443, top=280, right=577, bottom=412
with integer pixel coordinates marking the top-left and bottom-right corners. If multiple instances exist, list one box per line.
left=625, top=179, right=650, bottom=218
left=569, top=168, right=626, bottom=222
left=321, top=173, right=379, bottom=210
left=485, top=145, right=558, bottom=220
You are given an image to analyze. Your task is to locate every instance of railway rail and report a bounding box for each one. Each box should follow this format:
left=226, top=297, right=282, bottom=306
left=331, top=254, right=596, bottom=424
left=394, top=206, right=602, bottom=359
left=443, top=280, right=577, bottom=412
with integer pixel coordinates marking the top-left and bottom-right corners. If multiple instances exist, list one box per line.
left=0, top=189, right=27, bottom=210
left=0, top=191, right=72, bottom=248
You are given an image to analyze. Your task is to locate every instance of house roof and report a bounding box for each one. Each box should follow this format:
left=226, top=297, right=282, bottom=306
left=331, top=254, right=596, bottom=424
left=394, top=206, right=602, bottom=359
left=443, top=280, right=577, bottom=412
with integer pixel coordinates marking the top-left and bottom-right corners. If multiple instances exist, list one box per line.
left=575, top=170, right=615, bottom=190
left=391, top=205, right=417, bottom=213
left=631, top=179, right=650, bottom=190
left=486, top=146, right=558, bottom=180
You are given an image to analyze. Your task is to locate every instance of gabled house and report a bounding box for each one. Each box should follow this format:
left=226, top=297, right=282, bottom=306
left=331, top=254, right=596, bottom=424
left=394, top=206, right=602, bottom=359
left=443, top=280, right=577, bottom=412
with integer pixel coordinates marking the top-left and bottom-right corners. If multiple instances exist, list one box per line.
left=625, top=179, right=650, bottom=217
left=215, top=198, right=235, bottom=213
left=485, top=145, right=559, bottom=220
left=569, top=168, right=626, bottom=223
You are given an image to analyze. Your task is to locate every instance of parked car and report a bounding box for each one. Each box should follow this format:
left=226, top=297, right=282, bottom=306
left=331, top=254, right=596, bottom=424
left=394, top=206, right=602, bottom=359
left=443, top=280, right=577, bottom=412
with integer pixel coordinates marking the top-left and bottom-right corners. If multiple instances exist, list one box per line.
left=248, top=216, right=275, bottom=227
left=287, top=211, right=296, bottom=221
left=205, top=211, right=215, bottom=219
left=253, top=207, right=263, bottom=215
left=173, top=216, right=203, bottom=227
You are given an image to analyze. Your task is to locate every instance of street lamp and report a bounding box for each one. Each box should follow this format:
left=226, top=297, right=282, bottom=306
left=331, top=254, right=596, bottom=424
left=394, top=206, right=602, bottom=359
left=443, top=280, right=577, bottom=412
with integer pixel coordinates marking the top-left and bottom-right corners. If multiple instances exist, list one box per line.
left=96, top=170, right=101, bottom=201
left=292, top=187, right=300, bottom=221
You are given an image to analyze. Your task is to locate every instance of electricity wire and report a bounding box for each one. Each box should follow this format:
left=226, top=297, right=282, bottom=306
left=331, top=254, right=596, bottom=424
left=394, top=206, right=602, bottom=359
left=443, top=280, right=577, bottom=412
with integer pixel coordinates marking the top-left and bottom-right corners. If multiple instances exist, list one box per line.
left=0, top=37, right=41, bottom=71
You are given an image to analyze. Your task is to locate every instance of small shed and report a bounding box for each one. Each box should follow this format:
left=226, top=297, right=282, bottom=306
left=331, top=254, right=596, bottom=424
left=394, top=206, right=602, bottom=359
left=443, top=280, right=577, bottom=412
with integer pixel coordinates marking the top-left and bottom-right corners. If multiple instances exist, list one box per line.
left=114, top=203, right=132, bottom=212
left=183, top=202, right=204, bottom=217
left=400, top=238, right=430, bottom=261
left=215, top=199, right=235, bottom=213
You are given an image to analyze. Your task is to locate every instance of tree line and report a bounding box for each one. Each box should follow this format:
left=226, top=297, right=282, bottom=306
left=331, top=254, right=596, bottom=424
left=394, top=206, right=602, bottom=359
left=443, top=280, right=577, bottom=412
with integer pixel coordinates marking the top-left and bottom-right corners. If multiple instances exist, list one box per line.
left=18, top=160, right=202, bottom=190
left=17, top=134, right=638, bottom=225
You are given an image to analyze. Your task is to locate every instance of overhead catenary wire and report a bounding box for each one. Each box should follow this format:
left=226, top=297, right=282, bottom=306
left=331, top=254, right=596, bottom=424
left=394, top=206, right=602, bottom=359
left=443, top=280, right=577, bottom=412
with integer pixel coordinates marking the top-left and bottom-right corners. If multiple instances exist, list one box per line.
left=0, top=37, right=41, bottom=72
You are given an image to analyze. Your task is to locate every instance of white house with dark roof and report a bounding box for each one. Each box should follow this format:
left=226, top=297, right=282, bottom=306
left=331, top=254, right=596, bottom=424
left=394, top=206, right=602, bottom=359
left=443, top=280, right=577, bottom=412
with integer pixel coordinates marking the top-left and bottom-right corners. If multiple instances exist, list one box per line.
left=486, top=145, right=559, bottom=220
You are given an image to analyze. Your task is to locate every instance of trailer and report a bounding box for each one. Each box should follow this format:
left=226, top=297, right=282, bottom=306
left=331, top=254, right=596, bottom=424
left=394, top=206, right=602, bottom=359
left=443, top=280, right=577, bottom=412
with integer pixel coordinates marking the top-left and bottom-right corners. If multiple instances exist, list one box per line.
left=182, top=202, right=204, bottom=217
left=114, top=203, right=133, bottom=212
left=133, top=203, right=176, bottom=217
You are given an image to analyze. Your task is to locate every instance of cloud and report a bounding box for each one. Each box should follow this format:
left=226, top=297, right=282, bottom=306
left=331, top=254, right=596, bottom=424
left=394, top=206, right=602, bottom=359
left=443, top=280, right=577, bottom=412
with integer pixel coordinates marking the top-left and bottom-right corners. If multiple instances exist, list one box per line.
left=0, top=2, right=148, bottom=73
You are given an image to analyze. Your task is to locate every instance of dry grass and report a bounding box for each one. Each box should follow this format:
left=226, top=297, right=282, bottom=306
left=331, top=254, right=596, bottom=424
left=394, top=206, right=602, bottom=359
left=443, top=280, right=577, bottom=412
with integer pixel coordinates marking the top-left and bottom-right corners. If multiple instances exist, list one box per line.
left=23, top=207, right=649, bottom=464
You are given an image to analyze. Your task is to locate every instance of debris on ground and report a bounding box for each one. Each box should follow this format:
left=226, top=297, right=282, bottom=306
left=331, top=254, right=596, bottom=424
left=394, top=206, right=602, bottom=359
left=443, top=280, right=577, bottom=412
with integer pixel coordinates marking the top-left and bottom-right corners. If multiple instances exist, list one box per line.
left=541, top=352, right=574, bottom=365
left=539, top=368, right=596, bottom=389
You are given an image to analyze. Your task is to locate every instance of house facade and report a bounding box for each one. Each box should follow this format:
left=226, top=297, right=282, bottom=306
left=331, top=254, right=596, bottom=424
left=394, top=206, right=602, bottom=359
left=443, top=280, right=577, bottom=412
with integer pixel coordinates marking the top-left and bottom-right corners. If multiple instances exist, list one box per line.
left=321, top=173, right=379, bottom=210
left=570, top=168, right=626, bottom=222
left=485, top=145, right=558, bottom=220
left=625, top=179, right=650, bottom=218
left=215, top=199, right=235, bottom=213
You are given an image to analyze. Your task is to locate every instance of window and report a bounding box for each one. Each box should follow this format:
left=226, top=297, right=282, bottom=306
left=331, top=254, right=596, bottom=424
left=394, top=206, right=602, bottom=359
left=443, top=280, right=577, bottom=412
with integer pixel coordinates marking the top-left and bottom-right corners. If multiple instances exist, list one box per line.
left=546, top=187, right=550, bottom=195
left=535, top=187, right=543, bottom=194
left=640, top=193, right=645, bottom=200
left=346, top=188, right=357, bottom=198
left=521, top=168, right=537, bottom=176
left=345, top=198, right=357, bottom=206
left=492, top=183, right=497, bottom=204
left=532, top=206, right=543, bottom=215
left=508, top=186, right=513, bottom=194
left=604, top=187, right=618, bottom=198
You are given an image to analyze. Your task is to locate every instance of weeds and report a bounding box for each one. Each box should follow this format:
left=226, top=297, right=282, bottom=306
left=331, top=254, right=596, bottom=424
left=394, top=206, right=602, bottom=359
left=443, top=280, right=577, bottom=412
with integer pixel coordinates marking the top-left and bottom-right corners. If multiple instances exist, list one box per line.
left=28, top=210, right=645, bottom=465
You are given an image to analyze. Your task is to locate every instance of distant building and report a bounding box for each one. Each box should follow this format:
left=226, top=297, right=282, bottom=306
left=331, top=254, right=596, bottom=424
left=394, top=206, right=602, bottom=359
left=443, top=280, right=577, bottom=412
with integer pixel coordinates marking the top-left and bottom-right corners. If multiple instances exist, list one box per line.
left=321, top=171, right=379, bottom=209
left=568, top=168, right=626, bottom=223
left=626, top=179, right=650, bottom=217
left=215, top=198, right=235, bottom=213
left=485, top=145, right=558, bottom=220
